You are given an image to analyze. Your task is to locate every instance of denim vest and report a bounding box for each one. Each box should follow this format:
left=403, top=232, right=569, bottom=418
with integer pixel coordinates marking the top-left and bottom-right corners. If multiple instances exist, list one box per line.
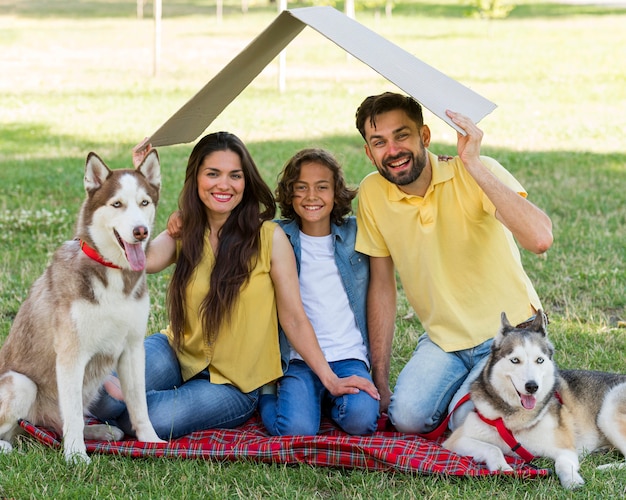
left=277, top=217, right=370, bottom=371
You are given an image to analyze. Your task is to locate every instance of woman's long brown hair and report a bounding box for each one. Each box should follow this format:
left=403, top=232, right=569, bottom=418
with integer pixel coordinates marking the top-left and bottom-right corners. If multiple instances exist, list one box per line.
left=167, top=132, right=276, bottom=350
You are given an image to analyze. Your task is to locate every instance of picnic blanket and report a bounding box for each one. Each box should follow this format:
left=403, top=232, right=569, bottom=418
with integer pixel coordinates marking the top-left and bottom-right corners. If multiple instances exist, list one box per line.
left=19, top=414, right=550, bottom=478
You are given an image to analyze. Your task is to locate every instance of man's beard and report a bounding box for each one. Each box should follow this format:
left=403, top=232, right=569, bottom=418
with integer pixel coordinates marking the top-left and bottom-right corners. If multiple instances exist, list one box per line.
left=378, top=149, right=427, bottom=186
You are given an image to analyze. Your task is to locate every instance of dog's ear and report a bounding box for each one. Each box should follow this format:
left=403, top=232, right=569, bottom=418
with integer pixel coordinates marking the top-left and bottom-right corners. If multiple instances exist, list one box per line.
left=500, top=311, right=513, bottom=330
left=84, top=153, right=111, bottom=192
left=493, top=312, right=513, bottom=348
left=137, top=149, right=161, bottom=192
left=529, top=309, right=548, bottom=336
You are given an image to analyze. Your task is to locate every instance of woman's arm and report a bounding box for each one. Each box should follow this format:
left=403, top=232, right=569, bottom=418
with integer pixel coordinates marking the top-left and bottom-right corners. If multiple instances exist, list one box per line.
left=146, top=230, right=176, bottom=274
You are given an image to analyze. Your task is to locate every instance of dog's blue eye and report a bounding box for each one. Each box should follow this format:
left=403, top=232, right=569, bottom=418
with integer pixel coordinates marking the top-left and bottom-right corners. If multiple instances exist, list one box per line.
left=510, top=357, right=519, bottom=364
left=141, top=200, right=150, bottom=206
left=537, top=357, right=544, bottom=364
left=111, top=201, right=122, bottom=208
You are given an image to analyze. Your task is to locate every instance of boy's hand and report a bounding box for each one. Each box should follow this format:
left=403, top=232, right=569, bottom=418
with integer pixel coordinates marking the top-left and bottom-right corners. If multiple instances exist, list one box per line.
left=167, top=210, right=183, bottom=239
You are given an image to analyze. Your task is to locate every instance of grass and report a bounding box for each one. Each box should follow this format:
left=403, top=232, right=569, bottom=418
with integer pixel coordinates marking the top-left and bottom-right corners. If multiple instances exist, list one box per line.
left=1, top=0, right=626, bottom=497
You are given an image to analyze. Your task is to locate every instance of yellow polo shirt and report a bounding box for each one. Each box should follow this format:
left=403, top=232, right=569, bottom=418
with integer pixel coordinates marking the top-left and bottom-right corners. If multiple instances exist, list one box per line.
left=163, top=221, right=282, bottom=392
left=356, top=152, right=542, bottom=351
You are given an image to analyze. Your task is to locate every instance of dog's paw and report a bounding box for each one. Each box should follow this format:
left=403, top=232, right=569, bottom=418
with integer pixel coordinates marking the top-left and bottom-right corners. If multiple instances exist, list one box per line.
left=559, top=472, right=585, bottom=490
left=485, top=456, right=513, bottom=472
left=0, top=440, right=13, bottom=453
left=133, top=421, right=166, bottom=443
left=65, top=450, right=91, bottom=465
left=139, top=434, right=166, bottom=444
left=490, top=462, right=513, bottom=473
left=136, top=428, right=166, bottom=444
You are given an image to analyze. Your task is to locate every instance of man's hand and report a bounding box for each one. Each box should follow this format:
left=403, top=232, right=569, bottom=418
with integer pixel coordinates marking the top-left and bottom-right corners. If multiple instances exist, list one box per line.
left=377, top=385, right=392, bottom=414
left=445, top=110, right=483, bottom=166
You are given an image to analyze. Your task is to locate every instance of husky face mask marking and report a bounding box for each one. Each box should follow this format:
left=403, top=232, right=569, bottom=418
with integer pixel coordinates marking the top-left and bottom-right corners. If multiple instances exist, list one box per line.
left=490, top=315, right=555, bottom=411
left=83, top=152, right=161, bottom=272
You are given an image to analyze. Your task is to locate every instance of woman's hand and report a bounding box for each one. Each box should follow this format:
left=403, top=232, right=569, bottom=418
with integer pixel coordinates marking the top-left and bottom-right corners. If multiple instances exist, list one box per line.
left=132, top=138, right=153, bottom=168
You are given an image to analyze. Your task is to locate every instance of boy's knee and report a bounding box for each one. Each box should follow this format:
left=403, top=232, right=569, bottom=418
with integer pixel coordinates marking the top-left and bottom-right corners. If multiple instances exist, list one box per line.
left=340, top=415, right=377, bottom=435
left=336, top=395, right=379, bottom=435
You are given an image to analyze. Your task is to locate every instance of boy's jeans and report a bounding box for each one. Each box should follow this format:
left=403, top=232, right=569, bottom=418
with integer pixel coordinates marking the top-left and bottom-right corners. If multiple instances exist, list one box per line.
left=260, top=359, right=379, bottom=436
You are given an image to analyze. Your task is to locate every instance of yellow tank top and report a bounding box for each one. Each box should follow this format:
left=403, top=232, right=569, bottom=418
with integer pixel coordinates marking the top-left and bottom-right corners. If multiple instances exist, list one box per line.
left=163, top=221, right=281, bottom=392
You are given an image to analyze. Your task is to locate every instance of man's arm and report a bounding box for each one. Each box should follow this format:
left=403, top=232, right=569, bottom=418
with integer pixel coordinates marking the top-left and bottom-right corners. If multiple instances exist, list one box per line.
left=445, top=110, right=553, bottom=255
left=367, top=255, right=397, bottom=413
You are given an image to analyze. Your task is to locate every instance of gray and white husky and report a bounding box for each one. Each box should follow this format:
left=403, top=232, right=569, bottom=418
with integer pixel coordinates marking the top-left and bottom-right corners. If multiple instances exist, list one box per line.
left=0, top=151, right=165, bottom=464
left=443, top=311, right=626, bottom=489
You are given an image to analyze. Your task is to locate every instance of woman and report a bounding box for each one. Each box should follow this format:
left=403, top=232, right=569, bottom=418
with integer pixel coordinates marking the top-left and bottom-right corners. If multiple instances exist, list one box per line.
left=90, top=132, right=378, bottom=439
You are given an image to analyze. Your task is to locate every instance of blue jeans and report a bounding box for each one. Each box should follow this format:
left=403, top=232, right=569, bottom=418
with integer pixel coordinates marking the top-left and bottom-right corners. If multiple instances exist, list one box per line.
left=89, top=333, right=259, bottom=440
left=259, top=359, right=379, bottom=436
left=388, top=334, right=492, bottom=434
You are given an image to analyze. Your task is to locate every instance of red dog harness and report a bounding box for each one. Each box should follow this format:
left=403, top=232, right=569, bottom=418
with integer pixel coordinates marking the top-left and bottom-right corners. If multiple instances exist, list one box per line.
left=475, top=391, right=564, bottom=463
left=474, top=411, right=535, bottom=462
left=420, top=391, right=563, bottom=464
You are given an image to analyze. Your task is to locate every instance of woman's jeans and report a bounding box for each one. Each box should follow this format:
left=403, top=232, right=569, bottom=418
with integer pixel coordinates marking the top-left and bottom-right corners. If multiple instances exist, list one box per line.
left=388, top=333, right=493, bottom=434
left=259, top=359, right=379, bottom=436
left=89, top=333, right=258, bottom=440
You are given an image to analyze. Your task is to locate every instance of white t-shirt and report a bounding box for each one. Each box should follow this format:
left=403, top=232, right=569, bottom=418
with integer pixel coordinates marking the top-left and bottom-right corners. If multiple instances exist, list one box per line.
left=290, top=232, right=369, bottom=366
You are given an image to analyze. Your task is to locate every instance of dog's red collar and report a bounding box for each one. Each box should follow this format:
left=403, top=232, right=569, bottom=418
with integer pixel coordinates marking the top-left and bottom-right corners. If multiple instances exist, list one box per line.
left=78, top=239, right=122, bottom=269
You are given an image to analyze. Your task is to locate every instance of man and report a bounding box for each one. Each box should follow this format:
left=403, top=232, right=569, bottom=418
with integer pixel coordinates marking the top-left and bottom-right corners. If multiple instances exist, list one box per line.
left=354, top=92, right=553, bottom=433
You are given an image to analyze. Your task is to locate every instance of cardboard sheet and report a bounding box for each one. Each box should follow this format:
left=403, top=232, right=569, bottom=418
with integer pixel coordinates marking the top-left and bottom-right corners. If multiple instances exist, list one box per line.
left=148, top=6, right=497, bottom=147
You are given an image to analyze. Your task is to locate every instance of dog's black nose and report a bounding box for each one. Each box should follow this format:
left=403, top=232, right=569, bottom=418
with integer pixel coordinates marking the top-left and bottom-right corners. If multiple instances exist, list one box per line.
left=525, top=381, right=539, bottom=394
left=133, top=225, right=149, bottom=241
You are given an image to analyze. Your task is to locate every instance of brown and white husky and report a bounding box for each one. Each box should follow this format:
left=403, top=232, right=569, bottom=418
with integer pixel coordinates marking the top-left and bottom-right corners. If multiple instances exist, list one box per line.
left=0, top=151, right=164, bottom=463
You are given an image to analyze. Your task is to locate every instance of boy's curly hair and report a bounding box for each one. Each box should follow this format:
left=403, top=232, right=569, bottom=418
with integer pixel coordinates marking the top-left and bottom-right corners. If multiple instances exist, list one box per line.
left=276, top=148, right=357, bottom=226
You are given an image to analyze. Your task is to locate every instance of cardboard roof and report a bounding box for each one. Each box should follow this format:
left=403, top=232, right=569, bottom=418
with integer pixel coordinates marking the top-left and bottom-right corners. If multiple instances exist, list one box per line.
left=148, top=6, right=497, bottom=147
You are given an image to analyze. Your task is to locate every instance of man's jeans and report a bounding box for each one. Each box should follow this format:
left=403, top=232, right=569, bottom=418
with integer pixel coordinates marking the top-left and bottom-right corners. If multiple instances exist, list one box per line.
left=259, top=359, right=379, bottom=436
left=388, top=333, right=492, bottom=433
left=89, top=333, right=258, bottom=440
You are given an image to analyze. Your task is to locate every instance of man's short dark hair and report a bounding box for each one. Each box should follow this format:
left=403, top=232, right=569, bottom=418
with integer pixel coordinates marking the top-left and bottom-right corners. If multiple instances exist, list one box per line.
left=355, top=92, right=424, bottom=140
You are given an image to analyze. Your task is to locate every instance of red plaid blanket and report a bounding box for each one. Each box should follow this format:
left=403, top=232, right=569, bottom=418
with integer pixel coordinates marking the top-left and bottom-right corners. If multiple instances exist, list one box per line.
left=19, top=414, right=550, bottom=478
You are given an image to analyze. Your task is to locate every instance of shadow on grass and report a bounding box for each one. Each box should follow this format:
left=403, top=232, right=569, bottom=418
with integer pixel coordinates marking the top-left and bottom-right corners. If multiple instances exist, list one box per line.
left=4, top=0, right=625, bottom=20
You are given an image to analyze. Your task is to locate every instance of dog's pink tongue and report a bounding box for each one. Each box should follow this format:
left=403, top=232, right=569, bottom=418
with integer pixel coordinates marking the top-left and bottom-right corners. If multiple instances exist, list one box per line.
left=123, top=241, right=146, bottom=271
left=520, top=394, right=536, bottom=410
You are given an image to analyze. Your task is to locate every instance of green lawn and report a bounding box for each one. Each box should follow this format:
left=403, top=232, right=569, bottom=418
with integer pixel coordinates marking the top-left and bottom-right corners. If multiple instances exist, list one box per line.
left=1, top=0, right=625, bottom=497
